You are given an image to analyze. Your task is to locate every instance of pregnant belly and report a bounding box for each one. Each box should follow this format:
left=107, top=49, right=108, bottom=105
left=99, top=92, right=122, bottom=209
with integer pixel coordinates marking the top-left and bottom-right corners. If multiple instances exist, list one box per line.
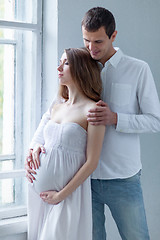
left=32, top=152, right=81, bottom=194
left=32, top=149, right=85, bottom=194
left=32, top=153, right=65, bottom=194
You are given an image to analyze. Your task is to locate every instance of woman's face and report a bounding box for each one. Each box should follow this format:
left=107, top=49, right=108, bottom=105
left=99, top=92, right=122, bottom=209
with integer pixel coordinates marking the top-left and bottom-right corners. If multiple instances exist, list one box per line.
left=57, top=52, right=73, bottom=86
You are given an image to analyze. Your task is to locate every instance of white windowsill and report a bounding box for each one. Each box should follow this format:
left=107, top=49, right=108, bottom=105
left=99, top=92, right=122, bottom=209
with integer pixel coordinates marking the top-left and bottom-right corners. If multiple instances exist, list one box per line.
left=0, top=216, right=27, bottom=237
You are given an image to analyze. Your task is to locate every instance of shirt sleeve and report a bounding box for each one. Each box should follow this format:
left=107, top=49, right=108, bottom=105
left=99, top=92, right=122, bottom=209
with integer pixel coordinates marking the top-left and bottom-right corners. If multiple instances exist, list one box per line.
left=29, top=99, right=56, bottom=149
left=116, top=62, right=160, bottom=133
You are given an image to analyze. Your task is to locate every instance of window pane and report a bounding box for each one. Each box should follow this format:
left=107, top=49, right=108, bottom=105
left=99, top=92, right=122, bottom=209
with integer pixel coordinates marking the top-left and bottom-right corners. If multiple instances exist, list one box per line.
left=0, top=160, right=27, bottom=209
left=0, top=27, right=38, bottom=162
left=0, top=160, right=14, bottom=206
left=0, top=28, right=14, bottom=40
left=0, top=0, right=37, bottom=23
left=0, top=44, right=15, bottom=155
left=0, top=176, right=27, bottom=209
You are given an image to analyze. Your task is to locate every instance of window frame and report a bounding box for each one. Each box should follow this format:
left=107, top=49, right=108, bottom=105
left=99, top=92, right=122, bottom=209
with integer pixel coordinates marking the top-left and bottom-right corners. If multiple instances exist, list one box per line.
left=0, top=0, right=43, bottom=221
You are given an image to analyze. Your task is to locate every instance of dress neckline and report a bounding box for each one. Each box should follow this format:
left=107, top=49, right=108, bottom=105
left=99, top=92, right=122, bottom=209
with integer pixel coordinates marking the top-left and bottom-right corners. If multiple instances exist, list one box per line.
left=49, top=120, right=87, bottom=134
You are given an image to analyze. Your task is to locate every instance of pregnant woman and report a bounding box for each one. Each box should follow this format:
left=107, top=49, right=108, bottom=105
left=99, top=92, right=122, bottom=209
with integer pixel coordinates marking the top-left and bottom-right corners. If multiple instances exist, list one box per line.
left=26, top=48, right=105, bottom=240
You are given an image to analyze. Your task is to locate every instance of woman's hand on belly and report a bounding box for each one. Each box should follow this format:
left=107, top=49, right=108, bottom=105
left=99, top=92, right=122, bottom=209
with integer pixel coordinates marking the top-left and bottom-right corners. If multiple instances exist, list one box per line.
left=40, top=190, right=61, bottom=205
left=32, top=144, right=46, bottom=169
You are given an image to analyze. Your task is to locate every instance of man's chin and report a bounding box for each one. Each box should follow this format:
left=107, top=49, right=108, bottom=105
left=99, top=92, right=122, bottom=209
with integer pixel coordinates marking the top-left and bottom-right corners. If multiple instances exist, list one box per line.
left=91, top=54, right=100, bottom=61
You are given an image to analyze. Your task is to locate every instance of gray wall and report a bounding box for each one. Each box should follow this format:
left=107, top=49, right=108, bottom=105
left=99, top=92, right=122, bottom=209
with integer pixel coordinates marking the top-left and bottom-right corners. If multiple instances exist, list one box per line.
left=0, top=233, right=27, bottom=240
left=57, top=1, right=160, bottom=239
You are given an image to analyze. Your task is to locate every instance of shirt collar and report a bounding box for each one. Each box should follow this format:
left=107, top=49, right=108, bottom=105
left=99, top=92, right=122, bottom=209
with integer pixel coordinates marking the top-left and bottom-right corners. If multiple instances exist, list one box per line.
left=103, top=47, right=123, bottom=69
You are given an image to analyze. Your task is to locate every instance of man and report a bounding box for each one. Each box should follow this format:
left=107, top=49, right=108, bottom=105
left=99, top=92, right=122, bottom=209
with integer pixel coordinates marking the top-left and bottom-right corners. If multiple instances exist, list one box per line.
left=25, top=7, right=160, bottom=240
left=81, top=7, right=160, bottom=240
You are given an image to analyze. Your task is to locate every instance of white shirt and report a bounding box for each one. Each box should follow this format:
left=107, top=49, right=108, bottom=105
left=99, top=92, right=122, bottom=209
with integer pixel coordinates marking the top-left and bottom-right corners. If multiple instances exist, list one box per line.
left=91, top=48, right=160, bottom=179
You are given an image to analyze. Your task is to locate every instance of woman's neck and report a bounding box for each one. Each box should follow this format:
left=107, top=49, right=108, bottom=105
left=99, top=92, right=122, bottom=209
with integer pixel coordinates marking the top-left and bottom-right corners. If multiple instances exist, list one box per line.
left=66, top=87, right=87, bottom=105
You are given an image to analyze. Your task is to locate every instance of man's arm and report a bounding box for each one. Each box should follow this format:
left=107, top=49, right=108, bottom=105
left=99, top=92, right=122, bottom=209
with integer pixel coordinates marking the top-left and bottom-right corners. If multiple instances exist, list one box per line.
left=87, top=63, right=160, bottom=133
left=116, top=62, right=160, bottom=133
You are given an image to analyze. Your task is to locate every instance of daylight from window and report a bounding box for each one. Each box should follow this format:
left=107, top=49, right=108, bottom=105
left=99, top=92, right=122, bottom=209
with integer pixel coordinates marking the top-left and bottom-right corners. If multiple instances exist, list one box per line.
left=0, top=0, right=40, bottom=216
left=0, top=0, right=15, bottom=207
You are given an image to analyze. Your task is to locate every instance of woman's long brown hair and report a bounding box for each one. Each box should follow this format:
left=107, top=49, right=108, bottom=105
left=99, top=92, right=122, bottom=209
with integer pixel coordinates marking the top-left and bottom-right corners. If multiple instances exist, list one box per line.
left=58, top=47, right=102, bottom=102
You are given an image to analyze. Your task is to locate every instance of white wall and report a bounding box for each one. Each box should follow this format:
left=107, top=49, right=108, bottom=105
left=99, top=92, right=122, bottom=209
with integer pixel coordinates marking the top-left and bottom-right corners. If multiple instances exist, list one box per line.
left=55, top=1, right=160, bottom=239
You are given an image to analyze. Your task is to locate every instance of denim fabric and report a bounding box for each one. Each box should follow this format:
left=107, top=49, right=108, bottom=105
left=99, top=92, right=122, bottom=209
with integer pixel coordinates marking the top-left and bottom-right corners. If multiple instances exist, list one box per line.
left=91, top=171, right=150, bottom=240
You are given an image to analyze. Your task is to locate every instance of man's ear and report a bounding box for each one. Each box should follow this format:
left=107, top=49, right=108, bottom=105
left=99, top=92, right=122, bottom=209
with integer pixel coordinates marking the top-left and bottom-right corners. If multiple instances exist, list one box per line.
left=111, top=30, right=117, bottom=42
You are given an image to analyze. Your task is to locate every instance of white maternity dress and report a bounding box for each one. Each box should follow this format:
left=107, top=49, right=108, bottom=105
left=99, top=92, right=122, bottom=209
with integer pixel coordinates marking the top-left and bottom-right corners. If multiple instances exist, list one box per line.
left=27, top=120, right=92, bottom=240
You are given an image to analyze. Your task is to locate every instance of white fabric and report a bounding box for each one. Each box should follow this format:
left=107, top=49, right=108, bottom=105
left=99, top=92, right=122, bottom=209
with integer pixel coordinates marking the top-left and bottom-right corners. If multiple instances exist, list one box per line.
left=28, top=121, right=92, bottom=240
left=29, top=100, right=55, bottom=149
left=92, top=48, right=160, bottom=179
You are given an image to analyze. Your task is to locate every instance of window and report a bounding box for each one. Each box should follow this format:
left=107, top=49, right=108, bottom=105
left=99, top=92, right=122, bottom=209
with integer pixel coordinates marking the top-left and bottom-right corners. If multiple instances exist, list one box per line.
left=0, top=0, right=42, bottom=220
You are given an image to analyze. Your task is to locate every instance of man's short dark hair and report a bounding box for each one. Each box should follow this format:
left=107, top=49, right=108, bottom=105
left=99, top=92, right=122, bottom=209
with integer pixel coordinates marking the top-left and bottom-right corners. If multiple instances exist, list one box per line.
left=81, top=7, right=116, bottom=39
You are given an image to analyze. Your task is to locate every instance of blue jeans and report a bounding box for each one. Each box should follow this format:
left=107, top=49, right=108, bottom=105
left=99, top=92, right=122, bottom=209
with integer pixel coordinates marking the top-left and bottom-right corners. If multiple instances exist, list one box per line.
left=91, top=171, right=150, bottom=240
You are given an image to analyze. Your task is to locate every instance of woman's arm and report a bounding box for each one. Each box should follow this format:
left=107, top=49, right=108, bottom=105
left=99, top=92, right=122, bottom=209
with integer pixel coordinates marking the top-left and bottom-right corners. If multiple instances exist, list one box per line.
left=40, top=122, right=105, bottom=204
left=25, top=99, right=56, bottom=182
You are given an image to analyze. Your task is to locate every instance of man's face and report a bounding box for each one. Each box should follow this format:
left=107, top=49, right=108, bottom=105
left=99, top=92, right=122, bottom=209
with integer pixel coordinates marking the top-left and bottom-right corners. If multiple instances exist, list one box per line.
left=82, top=26, right=116, bottom=65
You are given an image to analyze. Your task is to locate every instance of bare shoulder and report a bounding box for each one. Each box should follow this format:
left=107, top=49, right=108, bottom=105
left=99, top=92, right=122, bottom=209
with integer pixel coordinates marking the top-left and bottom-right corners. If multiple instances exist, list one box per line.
left=84, top=99, right=97, bottom=113
left=84, top=99, right=105, bottom=131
